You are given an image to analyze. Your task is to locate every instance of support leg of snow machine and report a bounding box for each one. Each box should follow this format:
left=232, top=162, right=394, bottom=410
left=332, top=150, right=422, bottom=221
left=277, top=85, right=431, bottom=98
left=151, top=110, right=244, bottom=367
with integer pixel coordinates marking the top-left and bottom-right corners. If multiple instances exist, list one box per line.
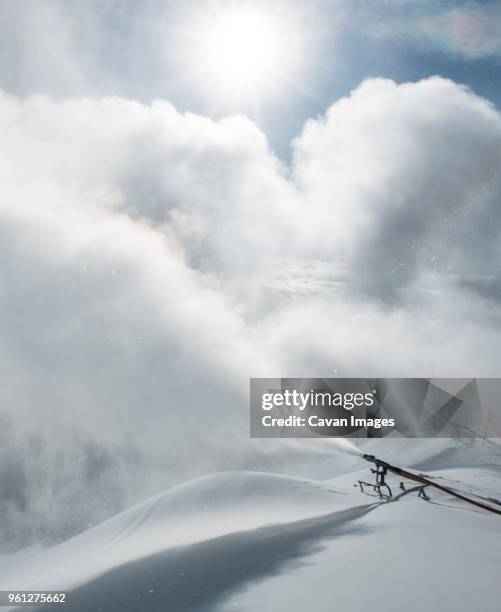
left=418, top=486, right=430, bottom=501
left=376, top=483, right=393, bottom=498
left=358, top=481, right=392, bottom=499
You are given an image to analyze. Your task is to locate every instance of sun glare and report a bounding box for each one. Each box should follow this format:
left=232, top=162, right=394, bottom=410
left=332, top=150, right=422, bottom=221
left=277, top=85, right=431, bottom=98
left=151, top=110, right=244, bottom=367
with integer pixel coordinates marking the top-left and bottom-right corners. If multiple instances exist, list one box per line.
left=177, top=3, right=306, bottom=107
left=202, top=9, right=280, bottom=88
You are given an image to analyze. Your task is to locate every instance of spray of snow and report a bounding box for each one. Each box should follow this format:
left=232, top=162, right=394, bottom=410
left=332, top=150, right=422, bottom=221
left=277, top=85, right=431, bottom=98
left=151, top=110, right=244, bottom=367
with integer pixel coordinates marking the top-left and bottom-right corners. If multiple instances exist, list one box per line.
left=333, top=439, right=363, bottom=457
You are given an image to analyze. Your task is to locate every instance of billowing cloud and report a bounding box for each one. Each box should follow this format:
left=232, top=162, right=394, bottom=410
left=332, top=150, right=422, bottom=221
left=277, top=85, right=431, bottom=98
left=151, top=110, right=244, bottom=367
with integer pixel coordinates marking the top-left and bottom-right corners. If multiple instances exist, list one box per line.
left=1, top=76, right=501, bottom=548
left=294, top=77, right=501, bottom=299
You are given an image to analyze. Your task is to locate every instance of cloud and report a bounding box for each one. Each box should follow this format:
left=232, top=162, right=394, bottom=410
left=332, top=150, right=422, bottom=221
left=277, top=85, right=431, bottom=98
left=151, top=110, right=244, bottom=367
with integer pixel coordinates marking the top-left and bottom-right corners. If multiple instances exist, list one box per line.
left=0, top=1, right=93, bottom=96
left=409, top=5, right=501, bottom=59
left=356, top=1, right=501, bottom=59
left=1, top=76, right=501, bottom=548
left=293, top=77, right=501, bottom=299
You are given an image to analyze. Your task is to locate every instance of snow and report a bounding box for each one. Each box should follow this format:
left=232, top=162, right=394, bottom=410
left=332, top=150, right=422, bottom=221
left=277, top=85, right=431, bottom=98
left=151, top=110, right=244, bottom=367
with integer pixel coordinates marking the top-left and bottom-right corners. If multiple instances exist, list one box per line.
left=1, top=438, right=500, bottom=611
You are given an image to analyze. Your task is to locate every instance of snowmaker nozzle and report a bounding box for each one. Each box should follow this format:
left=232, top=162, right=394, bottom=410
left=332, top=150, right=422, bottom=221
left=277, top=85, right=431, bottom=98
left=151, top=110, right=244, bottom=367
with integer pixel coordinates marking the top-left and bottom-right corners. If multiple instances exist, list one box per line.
left=363, top=454, right=376, bottom=463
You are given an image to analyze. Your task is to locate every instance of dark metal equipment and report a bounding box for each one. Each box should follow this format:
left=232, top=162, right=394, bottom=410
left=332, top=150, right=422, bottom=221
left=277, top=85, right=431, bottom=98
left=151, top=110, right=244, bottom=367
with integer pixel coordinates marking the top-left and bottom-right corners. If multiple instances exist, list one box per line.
left=358, top=455, right=393, bottom=498
left=358, top=453, right=501, bottom=516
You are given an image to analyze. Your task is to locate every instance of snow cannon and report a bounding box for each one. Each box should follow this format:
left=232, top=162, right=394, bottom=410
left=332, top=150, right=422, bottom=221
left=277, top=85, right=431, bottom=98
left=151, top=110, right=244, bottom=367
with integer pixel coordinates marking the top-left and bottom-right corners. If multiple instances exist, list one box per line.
left=358, top=454, right=392, bottom=498
left=358, top=454, right=501, bottom=514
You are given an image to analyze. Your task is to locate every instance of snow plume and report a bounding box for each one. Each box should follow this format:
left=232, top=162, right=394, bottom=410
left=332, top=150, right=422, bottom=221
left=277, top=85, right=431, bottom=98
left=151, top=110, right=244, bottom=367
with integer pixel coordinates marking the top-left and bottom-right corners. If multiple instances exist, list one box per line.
left=1, top=77, right=501, bottom=548
left=333, top=439, right=364, bottom=457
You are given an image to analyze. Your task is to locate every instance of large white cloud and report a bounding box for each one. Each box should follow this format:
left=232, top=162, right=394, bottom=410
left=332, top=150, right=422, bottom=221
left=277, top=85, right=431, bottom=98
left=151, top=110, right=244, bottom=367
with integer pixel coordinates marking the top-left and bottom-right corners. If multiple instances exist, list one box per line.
left=294, top=77, right=501, bottom=298
left=1, top=77, right=501, bottom=548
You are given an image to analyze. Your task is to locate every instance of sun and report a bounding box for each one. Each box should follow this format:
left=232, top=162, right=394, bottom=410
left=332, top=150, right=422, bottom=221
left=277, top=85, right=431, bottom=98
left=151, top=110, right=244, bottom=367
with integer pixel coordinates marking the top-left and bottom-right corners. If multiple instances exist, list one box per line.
left=174, top=2, right=306, bottom=107
left=201, top=7, right=281, bottom=90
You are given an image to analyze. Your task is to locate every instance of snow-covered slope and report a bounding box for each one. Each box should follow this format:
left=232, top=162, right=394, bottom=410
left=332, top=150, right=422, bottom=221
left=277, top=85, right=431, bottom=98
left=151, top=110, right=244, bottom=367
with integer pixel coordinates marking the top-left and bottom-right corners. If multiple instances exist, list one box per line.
left=1, top=439, right=500, bottom=612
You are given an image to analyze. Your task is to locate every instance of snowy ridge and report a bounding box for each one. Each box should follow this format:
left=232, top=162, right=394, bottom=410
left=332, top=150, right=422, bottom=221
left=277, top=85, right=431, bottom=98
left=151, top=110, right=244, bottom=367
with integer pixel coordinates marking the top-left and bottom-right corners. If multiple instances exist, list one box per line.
left=1, top=438, right=500, bottom=612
